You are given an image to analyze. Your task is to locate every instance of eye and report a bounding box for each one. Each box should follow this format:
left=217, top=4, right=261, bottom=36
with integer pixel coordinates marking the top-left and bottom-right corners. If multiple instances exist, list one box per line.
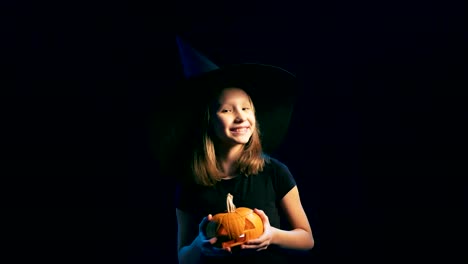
left=242, top=107, right=250, bottom=111
left=220, top=109, right=232, bottom=113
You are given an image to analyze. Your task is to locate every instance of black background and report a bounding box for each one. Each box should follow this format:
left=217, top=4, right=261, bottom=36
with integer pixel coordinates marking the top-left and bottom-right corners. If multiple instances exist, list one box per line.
left=2, top=1, right=466, bottom=263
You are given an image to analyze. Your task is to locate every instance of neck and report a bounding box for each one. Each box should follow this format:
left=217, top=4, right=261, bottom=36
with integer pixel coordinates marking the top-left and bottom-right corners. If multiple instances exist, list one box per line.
left=217, top=144, right=244, bottom=178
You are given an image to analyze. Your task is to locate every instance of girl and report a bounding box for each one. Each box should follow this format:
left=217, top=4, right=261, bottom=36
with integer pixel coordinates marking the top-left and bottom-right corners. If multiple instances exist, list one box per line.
left=169, top=37, right=314, bottom=264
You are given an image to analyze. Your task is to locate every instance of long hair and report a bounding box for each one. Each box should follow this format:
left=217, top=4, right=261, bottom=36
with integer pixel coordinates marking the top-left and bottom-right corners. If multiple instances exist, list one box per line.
left=191, top=88, right=268, bottom=186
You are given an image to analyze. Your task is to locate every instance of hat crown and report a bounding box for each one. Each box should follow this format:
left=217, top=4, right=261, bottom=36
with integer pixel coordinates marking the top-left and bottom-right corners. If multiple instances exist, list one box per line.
left=176, top=36, right=220, bottom=78
left=170, top=35, right=297, bottom=156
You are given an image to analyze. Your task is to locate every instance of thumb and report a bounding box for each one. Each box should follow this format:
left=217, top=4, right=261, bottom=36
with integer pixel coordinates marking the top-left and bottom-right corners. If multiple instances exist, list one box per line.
left=254, top=208, right=270, bottom=225
left=199, top=216, right=209, bottom=231
left=208, top=236, right=217, bottom=244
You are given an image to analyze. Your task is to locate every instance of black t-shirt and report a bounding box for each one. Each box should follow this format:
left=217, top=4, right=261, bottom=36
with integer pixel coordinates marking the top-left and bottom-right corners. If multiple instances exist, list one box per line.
left=176, top=157, right=302, bottom=263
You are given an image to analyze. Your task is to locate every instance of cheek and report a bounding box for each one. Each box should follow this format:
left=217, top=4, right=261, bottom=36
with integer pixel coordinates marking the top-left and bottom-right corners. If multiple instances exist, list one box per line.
left=217, top=117, right=231, bottom=129
left=249, top=115, right=256, bottom=127
left=213, top=119, right=228, bottom=135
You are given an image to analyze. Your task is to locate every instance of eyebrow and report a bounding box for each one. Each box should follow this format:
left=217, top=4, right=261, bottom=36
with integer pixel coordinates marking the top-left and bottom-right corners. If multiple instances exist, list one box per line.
left=218, top=102, right=251, bottom=108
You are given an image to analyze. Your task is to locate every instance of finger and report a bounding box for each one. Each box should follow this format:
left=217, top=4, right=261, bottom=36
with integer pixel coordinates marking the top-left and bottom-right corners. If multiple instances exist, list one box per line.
left=241, top=242, right=268, bottom=250
left=199, top=215, right=215, bottom=235
left=200, top=233, right=217, bottom=243
left=242, top=238, right=266, bottom=246
left=207, top=236, right=217, bottom=245
left=244, top=238, right=263, bottom=245
left=257, top=245, right=268, bottom=251
left=253, top=208, right=269, bottom=223
left=198, top=216, right=208, bottom=230
left=253, top=208, right=264, bottom=216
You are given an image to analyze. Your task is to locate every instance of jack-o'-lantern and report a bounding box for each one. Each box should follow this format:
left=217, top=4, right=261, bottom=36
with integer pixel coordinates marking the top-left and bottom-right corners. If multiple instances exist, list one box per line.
left=206, top=193, right=264, bottom=249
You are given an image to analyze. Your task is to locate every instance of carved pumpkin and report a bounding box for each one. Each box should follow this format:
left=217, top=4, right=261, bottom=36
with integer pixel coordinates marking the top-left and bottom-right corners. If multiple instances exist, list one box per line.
left=206, top=193, right=264, bottom=249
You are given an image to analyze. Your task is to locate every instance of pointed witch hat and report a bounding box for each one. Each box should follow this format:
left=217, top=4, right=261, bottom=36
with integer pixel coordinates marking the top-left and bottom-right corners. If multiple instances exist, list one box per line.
left=152, top=36, right=297, bottom=171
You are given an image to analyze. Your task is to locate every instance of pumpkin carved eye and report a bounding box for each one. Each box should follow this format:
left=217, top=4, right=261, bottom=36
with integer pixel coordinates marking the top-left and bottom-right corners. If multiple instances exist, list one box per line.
left=244, top=218, right=255, bottom=230
left=206, top=193, right=264, bottom=249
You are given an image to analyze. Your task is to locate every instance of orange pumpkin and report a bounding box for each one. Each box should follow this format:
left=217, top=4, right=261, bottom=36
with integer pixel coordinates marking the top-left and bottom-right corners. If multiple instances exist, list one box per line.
left=206, top=193, right=264, bottom=249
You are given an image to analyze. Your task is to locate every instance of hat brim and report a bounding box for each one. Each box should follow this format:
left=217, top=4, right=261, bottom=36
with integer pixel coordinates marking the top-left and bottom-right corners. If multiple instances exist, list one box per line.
left=151, top=63, right=297, bottom=165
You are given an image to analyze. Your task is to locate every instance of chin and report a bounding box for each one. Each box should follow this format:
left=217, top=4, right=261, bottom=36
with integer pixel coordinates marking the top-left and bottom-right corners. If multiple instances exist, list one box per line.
left=229, top=137, right=251, bottom=145
left=238, top=136, right=252, bottom=143
left=225, top=133, right=252, bottom=145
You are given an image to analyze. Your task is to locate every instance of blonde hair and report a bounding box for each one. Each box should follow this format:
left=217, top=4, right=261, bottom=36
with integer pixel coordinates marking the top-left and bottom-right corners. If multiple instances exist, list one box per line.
left=191, top=88, right=268, bottom=186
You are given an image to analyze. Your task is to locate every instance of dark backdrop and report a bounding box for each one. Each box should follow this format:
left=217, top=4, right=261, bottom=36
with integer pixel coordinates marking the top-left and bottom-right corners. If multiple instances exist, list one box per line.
left=3, top=1, right=466, bottom=263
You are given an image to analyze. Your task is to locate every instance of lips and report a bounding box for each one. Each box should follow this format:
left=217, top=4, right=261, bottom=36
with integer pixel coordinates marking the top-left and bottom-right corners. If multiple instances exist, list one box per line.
left=230, top=126, right=250, bottom=133
left=230, top=126, right=249, bottom=131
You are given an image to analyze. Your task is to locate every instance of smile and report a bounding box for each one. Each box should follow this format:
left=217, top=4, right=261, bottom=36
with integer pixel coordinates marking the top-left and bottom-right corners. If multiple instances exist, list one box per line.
left=230, top=127, right=250, bottom=133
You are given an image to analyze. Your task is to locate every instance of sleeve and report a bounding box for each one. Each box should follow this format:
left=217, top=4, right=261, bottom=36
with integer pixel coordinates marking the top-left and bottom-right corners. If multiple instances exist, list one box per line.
left=175, top=182, right=195, bottom=212
left=271, top=158, right=297, bottom=201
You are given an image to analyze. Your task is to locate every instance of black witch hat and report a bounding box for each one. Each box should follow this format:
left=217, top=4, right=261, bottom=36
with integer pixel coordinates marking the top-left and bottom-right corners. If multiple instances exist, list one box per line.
left=153, top=36, right=297, bottom=169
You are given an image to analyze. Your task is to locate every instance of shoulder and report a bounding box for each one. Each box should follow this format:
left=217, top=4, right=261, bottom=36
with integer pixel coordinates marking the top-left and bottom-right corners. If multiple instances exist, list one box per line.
left=261, top=154, right=297, bottom=200
left=264, top=154, right=291, bottom=173
left=262, top=154, right=295, bottom=183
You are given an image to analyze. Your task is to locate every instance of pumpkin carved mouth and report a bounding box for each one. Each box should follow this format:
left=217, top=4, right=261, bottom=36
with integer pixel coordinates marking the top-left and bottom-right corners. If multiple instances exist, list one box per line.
left=206, top=193, right=264, bottom=249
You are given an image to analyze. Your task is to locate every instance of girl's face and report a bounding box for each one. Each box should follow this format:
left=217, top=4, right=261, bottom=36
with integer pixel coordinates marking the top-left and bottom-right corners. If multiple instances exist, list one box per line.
left=212, top=88, right=256, bottom=147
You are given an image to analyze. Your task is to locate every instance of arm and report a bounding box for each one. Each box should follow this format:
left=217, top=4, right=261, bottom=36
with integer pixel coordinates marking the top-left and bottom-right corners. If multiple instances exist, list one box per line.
left=176, top=208, right=203, bottom=264
left=271, top=185, right=314, bottom=250
left=176, top=209, right=230, bottom=264
left=242, top=186, right=314, bottom=251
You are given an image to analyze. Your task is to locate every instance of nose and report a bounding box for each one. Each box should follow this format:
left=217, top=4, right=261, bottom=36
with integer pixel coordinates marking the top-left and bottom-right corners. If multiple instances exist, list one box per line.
left=234, top=109, right=247, bottom=122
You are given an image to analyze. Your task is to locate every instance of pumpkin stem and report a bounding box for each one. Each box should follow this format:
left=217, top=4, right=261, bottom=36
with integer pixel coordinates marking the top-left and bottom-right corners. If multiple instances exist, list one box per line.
left=226, top=193, right=236, bottom=213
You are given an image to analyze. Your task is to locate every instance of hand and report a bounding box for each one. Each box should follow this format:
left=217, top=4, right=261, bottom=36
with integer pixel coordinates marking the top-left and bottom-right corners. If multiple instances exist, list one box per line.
left=197, top=214, right=232, bottom=256
left=241, top=208, right=274, bottom=251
